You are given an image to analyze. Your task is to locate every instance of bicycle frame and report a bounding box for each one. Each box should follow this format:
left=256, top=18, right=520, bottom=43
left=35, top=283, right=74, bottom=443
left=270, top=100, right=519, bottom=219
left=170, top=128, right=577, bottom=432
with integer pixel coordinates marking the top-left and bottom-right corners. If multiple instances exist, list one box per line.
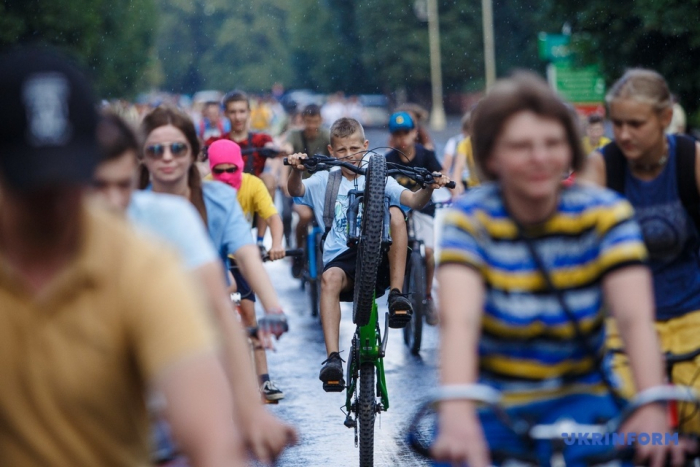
left=306, top=222, right=324, bottom=281
left=346, top=298, right=390, bottom=414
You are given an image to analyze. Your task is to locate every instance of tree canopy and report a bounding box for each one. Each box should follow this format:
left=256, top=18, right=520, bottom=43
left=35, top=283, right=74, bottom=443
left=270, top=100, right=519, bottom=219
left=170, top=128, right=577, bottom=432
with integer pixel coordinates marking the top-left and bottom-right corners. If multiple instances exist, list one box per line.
left=0, top=0, right=156, bottom=97
left=2, top=0, right=700, bottom=122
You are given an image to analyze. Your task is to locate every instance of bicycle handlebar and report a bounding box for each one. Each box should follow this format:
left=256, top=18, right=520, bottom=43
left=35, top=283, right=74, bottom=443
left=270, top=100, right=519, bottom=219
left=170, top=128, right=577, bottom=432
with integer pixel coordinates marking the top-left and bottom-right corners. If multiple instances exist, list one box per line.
left=283, top=154, right=456, bottom=189
left=240, top=146, right=281, bottom=158
left=261, top=248, right=304, bottom=262
left=406, top=384, right=700, bottom=461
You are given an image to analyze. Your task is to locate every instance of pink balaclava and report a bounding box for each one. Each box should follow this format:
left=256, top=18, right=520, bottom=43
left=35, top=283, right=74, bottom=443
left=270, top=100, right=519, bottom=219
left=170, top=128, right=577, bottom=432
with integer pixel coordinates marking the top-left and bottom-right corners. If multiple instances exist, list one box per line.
left=208, top=139, right=243, bottom=190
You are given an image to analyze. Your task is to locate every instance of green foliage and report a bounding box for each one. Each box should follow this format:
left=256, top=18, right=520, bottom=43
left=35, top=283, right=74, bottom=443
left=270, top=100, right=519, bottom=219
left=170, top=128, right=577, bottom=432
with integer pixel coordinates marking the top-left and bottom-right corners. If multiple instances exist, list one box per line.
left=154, top=0, right=293, bottom=93
left=547, top=0, right=700, bottom=118
left=0, top=0, right=156, bottom=98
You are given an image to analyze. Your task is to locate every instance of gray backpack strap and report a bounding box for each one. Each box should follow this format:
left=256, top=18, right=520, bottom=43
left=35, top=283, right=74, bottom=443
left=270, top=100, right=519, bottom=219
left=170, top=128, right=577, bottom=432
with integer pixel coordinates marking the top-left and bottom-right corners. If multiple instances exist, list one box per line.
left=323, top=170, right=343, bottom=231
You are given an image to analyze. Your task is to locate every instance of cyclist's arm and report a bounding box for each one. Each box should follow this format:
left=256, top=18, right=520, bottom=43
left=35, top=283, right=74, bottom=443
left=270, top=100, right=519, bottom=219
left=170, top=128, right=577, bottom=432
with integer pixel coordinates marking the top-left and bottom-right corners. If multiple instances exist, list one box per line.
left=234, top=243, right=283, bottom=313
left=604, top=264, right=685, bottom=466
left=156, top=353, right=245, bottom=467
left=604, top=265, right=665, bottom=391
left=433, top=264, right=490, bottom=467
left=193, top=260, right=295, bottom=462
left=266, top=214, right=285, bottom=259
left=286, top=153, right=307, bottom=197
left=576, top=150, right=606, bottom=186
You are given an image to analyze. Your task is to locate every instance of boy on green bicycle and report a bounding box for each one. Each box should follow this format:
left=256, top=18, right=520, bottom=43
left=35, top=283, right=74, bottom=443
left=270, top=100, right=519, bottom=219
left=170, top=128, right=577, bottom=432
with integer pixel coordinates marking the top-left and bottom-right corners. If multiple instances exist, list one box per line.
left=287, top=118, right=450, bottom=391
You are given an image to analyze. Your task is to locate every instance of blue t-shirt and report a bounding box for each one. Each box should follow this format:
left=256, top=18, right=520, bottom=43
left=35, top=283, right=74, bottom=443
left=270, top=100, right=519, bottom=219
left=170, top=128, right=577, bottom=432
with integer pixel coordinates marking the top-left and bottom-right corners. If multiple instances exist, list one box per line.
left=624, top=135, right=700, bottom=319
left=294, top=163, right=406, bottom=264
left=143, top=181, right=253, bottom=273
left=128, top=191, right=218, bottom=270
left=200, top=181, right=254, bottom=264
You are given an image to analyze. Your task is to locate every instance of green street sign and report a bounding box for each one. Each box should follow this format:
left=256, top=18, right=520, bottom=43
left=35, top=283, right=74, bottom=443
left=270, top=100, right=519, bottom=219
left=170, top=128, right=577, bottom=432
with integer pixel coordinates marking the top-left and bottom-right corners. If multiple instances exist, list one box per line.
left=552, top=64, right=606, bottom=103
left=538, top=32, right=571, bottom=62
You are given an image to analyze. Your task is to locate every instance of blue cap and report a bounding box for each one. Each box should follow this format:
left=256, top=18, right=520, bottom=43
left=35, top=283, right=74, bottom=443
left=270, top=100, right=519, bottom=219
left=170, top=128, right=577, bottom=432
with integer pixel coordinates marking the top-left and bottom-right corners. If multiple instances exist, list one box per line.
left=389, top=111, right=415, bottom=133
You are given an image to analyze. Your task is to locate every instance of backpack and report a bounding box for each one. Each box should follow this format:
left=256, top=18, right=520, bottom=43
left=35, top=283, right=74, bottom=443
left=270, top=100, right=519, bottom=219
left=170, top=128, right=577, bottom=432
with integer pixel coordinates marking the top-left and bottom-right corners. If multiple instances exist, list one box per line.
left=320, top=170, right=343, bottom=252
left=602, top=135, right=700, bottom=234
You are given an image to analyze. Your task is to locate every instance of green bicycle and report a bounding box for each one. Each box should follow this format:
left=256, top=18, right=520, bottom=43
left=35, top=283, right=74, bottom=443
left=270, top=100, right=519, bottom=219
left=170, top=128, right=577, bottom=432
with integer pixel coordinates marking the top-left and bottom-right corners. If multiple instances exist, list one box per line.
left=286, top=152, right=454, bottom=466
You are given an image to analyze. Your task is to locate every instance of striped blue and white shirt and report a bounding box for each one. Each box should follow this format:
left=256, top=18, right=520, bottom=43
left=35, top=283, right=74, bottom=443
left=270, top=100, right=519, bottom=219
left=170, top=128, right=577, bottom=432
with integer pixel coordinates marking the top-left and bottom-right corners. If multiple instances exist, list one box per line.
left=439, top=183, right=648, bottom=405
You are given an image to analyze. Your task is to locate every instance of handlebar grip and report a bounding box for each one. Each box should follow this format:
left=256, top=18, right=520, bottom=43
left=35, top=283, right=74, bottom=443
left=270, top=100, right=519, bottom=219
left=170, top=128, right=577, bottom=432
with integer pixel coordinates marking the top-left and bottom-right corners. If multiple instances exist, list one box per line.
left=283, top=157, right=289, bottom=165
left=446, top=181, right=456, bottom=189
left=284, top=248, right=304, bottom=257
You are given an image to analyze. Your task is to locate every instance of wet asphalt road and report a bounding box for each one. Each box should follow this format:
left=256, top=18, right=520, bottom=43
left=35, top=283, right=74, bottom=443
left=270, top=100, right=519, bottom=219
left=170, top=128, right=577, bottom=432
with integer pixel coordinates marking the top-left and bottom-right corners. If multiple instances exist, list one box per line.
left=254, top=122, right=461, bottom=467
left=259, top=259, right=437, bottom=467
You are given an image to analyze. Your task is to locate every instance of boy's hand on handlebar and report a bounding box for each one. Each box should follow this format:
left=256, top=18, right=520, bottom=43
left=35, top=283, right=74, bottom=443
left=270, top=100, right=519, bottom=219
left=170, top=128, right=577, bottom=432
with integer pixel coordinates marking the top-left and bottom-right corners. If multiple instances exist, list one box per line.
left=287, top=153, right=308, bottom=171
left=268, top=243, right=285, bottom=261
left=621, top=404, right=689, bottom=467
left=428, top=173, right=452, bottom=190
left=432, top=401, right=491, bottom=467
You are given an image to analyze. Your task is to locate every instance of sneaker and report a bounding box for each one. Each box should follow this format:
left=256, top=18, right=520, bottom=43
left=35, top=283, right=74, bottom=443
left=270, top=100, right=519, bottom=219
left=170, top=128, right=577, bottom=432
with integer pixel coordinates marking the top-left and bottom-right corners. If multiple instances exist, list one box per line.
left=260, top=380, right=285, bottom=402
left=388, top=288, right=413, bottom=329
left=291, top=255, right=303, bottom=279
left=319, top=352, right=345, bottom=392
left=424, top=296, right=439, bottom=326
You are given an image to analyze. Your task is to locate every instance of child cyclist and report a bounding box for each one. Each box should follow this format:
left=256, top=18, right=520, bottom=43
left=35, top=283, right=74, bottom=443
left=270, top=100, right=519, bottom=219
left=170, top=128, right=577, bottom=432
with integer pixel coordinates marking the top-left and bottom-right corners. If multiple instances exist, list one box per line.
left=287, top=118, right=450, bottom=391
left=385, top=111, right=442, bottom=325
left=433, top=73, right=685, bottom=467
left=206, top=138, right=286, bottom=402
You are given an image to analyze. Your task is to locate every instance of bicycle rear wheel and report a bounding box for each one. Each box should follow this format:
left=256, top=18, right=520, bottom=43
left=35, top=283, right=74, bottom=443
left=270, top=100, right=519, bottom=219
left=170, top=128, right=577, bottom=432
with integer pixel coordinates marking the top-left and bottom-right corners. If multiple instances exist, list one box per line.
left=353, top=154, right=386, bottom=326
left=358, top=362, right=376, bottom=467
left=403, top=250, right=425, bottom=354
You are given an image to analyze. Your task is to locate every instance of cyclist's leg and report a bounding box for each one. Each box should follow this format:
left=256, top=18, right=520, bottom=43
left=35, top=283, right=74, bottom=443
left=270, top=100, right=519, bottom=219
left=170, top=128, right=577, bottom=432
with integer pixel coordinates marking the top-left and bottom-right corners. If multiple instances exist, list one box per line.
left=294, top=204, right=313, bottom=249
left=320, top=249, right=356, bottom=355
left=231, top=267, right=266, bottom=375
left=387, top=206, right=408, bottom=290
left=387, top=206, right=412, bottom=327
left=411, top=211, right=435, bottom=296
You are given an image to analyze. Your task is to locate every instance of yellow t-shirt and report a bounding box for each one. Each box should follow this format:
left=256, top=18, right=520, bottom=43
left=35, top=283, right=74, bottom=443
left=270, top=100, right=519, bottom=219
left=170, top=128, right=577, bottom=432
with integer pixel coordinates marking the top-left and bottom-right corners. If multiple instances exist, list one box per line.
left=581, top=135, right=611, bottom=155
left=237, top=173, right=278, bottom=222
left=0, top=205, right=216, bottom=466
left=205, top=173, right=278, bottom=223
left=456, top=136, right=481, bottom=188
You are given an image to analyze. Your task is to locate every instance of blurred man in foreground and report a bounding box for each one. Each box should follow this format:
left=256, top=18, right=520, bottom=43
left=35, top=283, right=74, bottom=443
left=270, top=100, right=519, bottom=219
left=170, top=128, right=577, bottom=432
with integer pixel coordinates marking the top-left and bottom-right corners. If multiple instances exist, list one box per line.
left=0, top=47, right=244, bottom=466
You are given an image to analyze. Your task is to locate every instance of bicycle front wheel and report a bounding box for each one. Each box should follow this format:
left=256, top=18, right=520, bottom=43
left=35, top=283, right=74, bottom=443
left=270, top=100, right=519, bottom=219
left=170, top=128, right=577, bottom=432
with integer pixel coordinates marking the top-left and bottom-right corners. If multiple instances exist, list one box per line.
left=353, top=154, right=386, bottom=326
left=359, top=362, right=376, bottom=467
left=404, top=249, right=425, bottom=354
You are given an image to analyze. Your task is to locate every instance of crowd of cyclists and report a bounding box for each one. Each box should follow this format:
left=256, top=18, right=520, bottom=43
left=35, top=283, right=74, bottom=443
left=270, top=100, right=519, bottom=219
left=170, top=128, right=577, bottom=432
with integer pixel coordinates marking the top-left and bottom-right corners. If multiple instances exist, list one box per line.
left=2, top=43, right=700, bottom=467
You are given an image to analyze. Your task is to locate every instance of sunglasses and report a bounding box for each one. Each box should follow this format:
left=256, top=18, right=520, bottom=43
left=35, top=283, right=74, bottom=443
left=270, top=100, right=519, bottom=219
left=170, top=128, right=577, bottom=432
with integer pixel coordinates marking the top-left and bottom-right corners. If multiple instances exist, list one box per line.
left=145, top=142, right=189, bottom=158
left=212, top=166, right=239, bottom=174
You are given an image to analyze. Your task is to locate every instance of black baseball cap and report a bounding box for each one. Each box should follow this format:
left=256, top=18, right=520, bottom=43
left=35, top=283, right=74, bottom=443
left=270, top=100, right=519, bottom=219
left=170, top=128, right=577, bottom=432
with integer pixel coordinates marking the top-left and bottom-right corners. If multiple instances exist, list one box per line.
left=0, top=47, right=100, bottom=191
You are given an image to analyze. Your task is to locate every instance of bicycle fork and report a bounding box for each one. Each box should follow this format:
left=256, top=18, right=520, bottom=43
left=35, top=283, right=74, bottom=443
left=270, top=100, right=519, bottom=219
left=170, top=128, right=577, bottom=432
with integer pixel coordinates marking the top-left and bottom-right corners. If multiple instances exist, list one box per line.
left=344, top=298, right=390, bottom=432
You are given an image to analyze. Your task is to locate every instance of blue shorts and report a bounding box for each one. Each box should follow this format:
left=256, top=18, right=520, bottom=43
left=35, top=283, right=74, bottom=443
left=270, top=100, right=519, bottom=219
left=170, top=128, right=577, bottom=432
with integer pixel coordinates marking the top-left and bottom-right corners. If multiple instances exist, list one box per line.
left=230, top=264, right=255, bottom=302
left=433, top=392, right=630, bottom=467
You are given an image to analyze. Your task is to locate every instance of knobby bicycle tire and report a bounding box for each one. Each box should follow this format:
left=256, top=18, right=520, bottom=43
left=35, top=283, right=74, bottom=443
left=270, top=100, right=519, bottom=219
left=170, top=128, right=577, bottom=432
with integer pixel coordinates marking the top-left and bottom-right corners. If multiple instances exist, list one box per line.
left=359, top=362, right=376, bottom=467
left=353, top=154, right=386, bottom=326
left=404, top=250, right=425, bottom=354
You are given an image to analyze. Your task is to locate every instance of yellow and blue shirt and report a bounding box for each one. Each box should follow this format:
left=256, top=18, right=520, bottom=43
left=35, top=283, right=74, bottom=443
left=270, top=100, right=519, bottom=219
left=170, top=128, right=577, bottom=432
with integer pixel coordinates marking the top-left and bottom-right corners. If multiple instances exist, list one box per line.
left=439, top=183, right=647, bottom=405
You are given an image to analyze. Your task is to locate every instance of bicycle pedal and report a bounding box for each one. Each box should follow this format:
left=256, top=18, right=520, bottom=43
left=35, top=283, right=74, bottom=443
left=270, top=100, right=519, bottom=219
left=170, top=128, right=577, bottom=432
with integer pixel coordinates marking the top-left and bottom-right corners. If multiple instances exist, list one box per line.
left=262, top=398, right=280, bottom=405
left=344, top=414, right=356, bottom=429
left=322, top=381, right=345, bottom=393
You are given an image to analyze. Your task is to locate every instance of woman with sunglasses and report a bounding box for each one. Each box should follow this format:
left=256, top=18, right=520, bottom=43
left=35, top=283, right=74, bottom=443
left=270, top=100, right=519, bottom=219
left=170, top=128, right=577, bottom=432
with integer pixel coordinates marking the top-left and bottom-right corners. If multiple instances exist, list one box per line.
left=138, top=105, right=288, bottom=343
left=433, top=73, right=681, bottom=467
left=206, top=138, right=287, bottom=401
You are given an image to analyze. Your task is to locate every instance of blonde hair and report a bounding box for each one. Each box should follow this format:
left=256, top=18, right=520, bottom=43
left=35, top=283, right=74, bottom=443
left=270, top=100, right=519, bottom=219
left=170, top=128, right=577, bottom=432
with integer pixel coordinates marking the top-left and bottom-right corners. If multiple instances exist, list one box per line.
left=606, top=68, right=672, bottom=113
left=329, top=118, right=365, bottom=146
